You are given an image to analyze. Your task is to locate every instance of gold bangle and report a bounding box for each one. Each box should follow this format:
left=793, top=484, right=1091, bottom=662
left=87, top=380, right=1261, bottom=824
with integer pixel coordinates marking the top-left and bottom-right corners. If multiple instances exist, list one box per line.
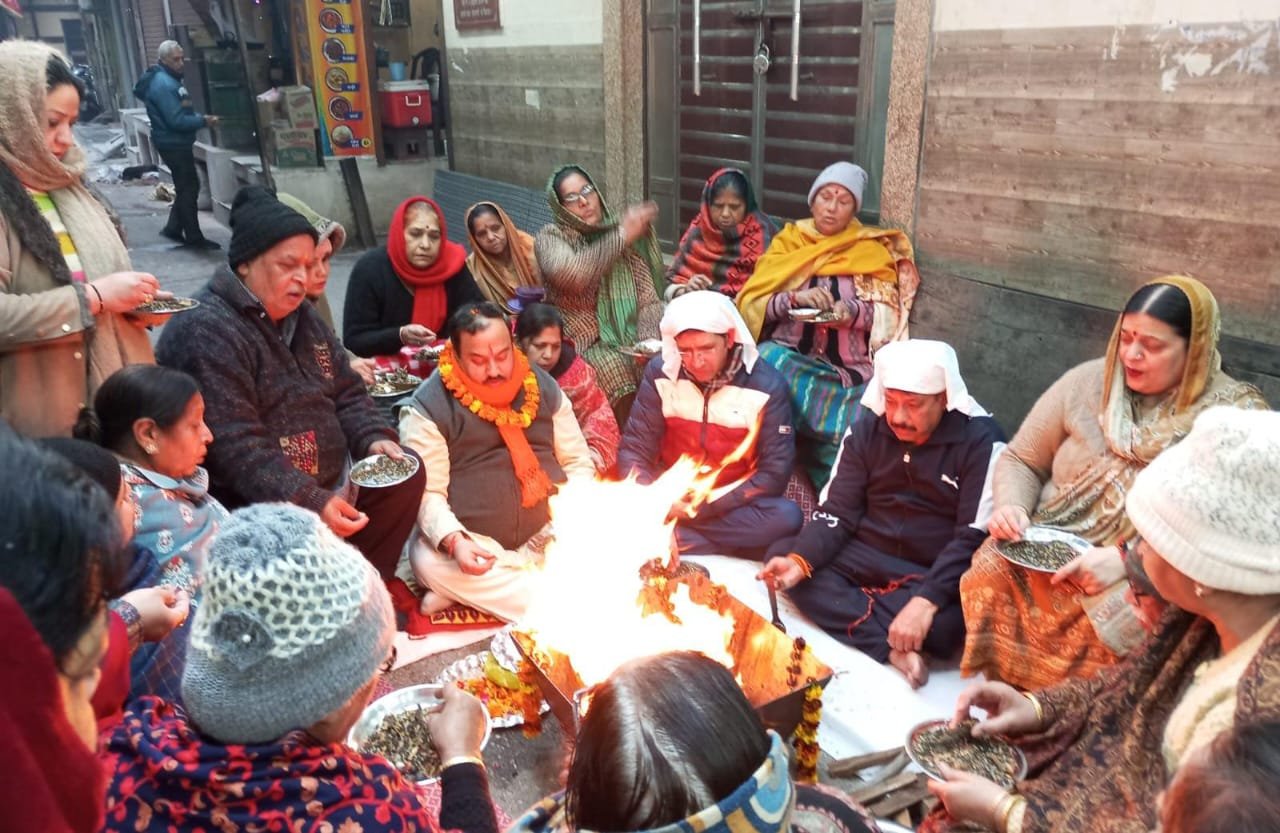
left=1023, top=691, right=1045, bottom=727
left=993, top=792, right=1019, bottom=832
left=440, top=755, right=485, bottom=770
left=1001, top=795, right=1027, bottom=833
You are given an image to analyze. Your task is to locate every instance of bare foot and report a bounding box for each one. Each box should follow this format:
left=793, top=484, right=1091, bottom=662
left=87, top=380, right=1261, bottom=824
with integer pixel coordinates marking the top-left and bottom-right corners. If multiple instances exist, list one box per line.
left=418, top=590, right=454, bottom=616
left=889, top=649, right=930, bottom=689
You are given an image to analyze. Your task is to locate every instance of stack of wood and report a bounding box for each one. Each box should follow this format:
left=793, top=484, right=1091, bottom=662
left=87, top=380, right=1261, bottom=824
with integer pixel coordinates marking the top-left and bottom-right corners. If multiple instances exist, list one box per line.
left=828, top=747, right=935, bottom=828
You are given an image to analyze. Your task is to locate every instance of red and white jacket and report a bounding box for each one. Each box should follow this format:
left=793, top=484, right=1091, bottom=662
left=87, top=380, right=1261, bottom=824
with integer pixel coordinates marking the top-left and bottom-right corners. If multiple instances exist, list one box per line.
left=617, top=354, right=796, bottom=518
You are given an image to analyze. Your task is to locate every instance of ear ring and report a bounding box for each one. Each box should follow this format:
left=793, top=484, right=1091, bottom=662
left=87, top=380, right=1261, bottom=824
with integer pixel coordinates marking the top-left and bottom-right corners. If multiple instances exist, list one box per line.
left=1194, top=584, right=1207, bottom=598
left=144, top=444, right=158, bottom=454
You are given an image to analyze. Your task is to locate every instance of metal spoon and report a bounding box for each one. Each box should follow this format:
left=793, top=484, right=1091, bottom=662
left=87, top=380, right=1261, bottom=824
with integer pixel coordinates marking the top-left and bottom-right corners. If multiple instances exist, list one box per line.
left=767, top=581, right=786, bottom=633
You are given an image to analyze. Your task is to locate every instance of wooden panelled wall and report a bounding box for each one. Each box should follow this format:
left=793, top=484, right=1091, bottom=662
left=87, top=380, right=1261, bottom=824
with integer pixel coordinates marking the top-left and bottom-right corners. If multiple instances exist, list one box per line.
left=909, top=21, right=1280, bottom=429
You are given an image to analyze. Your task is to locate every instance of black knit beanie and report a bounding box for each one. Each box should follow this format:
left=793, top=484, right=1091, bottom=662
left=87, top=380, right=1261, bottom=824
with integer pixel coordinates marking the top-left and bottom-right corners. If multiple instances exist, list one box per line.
left=227, top=185, right=319, bottom=270
left=39, top=437, right=122, bottom=499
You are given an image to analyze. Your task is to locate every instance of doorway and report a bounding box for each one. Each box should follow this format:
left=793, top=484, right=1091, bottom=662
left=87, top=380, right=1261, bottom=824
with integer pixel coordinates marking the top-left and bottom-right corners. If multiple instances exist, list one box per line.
left=646, top=0, right=897, bottom=246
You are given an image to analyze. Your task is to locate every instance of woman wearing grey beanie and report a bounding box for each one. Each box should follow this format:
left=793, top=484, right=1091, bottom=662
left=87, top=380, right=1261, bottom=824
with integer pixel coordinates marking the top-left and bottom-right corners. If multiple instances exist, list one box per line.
left=924, top=406, right=1280, bottom=833
left=99, top=502, right=499, bottom=833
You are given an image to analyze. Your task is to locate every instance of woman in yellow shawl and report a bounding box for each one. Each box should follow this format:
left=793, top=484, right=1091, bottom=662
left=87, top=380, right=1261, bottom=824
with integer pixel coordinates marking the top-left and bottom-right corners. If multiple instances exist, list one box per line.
left=960, top=276, right=1269, bottom=690
left=464, top=201, right=542, bottom=307
left=736, top=162, right=918, bottom=488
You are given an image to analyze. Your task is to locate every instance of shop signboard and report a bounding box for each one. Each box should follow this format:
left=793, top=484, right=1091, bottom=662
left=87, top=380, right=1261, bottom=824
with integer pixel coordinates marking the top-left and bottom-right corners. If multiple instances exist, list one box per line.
left=454, top=0, right=500, bottom=31
left=303, top=0, right=375, bottom=156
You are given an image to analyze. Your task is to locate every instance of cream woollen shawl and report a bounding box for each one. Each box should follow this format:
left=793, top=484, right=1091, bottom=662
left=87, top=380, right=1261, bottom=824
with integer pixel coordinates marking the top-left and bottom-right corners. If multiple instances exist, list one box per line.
left=0, top=41, right=153, bottom=391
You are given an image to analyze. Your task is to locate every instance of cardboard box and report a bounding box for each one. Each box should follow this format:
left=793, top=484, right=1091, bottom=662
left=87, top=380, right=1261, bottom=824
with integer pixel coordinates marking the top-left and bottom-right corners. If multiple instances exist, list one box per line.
left=279, top=85, right=318, bottom=130
left=255, top=94, right=279, bottom=134
left=270, top=124, right=316, bottom=168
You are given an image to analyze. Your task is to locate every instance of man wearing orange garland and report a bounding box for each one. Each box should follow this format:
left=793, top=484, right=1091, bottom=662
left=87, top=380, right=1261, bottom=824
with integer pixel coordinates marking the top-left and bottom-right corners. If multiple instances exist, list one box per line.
left=397, top=301, right=595, bottom=625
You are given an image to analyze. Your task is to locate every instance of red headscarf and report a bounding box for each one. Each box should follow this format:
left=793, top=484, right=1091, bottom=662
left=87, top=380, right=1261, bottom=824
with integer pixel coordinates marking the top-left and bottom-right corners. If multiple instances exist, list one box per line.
left=0, top=588, right=105, bottom=833
left=387, top=196, right=468, bottom=332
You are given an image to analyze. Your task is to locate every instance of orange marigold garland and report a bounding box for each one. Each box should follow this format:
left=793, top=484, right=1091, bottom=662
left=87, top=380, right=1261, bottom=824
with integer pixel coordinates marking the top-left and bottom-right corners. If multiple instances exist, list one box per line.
left=786, top=636, right=821, bottom=783
left=793, top=682, right=823, bottom=783
left=438, top=346, right=540, bottom=428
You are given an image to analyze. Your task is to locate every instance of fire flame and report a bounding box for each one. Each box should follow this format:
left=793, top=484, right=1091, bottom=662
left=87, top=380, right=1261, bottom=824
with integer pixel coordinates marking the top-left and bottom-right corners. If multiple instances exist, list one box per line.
left=517, top=412, right=765, bottom=688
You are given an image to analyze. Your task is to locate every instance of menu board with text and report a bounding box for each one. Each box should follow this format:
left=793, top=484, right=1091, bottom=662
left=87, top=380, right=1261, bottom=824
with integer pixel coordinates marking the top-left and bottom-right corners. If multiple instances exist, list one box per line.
left=454, top=0, right=500, bottom=31
left=304, top=0, right=375, bottom=157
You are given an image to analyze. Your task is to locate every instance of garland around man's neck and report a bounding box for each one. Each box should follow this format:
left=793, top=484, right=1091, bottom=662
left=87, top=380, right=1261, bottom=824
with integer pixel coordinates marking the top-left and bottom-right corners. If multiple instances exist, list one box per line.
left=438, top=348, right=540, bottom=428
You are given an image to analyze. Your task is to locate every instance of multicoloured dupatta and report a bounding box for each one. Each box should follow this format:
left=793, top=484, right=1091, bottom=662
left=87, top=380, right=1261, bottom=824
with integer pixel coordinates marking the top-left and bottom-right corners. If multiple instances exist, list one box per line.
left=667, top=167, right=777, bottom=297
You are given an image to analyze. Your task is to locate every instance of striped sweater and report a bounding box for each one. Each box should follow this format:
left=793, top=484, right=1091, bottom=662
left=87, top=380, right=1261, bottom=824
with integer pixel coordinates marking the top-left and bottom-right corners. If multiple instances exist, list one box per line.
left=26, top=187, right=85, bottom=282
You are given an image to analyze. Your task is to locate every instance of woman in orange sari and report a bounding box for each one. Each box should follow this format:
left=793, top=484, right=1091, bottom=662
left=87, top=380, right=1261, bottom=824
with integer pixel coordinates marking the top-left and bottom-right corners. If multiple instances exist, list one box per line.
left=464, top=201, right=542, bottom=307
left=960, top=276, right=1268, bottom=690
left=736, top=162, right=919, bottom=488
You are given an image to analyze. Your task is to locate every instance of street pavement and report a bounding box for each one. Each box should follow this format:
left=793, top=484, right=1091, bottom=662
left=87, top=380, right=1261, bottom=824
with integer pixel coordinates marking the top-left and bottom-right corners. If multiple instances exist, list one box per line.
left=79, top=122, right=360, bottom=336
left=93, top=178, right=362, bottom=339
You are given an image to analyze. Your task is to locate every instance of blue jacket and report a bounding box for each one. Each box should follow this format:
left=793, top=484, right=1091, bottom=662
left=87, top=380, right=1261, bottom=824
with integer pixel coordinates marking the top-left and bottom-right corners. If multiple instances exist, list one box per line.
left=794, top=409, right=1006, bottom=608
left=618, top=353, right=795, bottom=520
left=134, top=64, right=205, bottom=150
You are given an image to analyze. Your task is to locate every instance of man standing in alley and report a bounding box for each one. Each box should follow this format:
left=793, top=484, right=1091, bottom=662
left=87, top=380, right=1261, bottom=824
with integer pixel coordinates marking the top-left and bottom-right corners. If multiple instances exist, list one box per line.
left=134, top=40, right=220, bottom=249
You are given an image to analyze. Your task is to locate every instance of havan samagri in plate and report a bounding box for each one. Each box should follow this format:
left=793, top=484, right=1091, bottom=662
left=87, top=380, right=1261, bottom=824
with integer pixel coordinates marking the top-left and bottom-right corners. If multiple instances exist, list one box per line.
left=368, top=369, right=422, bottom=398
left=134, top=297, right=200, bottom=314
left=349, top=684, right=492, bottom=784
left=907, top=719, right=1027, bottom=789
left=350, top=453, right=419, bottom=488
left=997, top=526, right=1090, bottom=573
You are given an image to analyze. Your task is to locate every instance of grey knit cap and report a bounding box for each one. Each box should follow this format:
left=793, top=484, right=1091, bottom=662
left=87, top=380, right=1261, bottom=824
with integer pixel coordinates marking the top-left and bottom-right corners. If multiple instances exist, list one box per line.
left=181, top=503, right=393, bottom=743
left=1126, top=406, right=1280, bottom=595
left=807, top=161, right=868, bottom=212
left=277, top=192, right=348, bottom=254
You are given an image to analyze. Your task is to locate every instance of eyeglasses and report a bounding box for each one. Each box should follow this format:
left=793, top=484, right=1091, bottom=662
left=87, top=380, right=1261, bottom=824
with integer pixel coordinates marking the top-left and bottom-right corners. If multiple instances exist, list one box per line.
left=677, top=345, right=722, bottom=362
left=1122, top=536, right=1153, bottom=600
left=378, top=645, right=398, bottom=676
left=560, top=183, right=596, bottom=205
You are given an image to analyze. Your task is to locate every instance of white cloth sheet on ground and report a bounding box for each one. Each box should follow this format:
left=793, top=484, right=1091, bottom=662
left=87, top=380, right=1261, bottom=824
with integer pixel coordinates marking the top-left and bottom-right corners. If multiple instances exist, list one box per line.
left=687, top=554, right=971, bottom=759
left=392, top=626, right=503, bottom=671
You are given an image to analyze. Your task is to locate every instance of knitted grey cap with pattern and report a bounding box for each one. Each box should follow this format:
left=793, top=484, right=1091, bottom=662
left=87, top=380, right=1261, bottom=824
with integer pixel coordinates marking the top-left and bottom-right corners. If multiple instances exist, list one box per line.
left=1126, top=406, right=1280, bottom=595
left=181, top=502, right=393, bottom=743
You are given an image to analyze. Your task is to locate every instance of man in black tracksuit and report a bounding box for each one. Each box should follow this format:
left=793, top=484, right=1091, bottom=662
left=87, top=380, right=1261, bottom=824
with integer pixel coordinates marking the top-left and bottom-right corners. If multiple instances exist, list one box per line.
left=760, top=340, right=1004, bottom=688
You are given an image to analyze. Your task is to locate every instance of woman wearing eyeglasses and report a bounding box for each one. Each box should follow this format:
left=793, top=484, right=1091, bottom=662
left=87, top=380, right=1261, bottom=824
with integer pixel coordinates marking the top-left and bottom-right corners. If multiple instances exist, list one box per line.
left=924, top=406, right=1280, bottom=833
left=536, top=165, right=666, bottom=424
left=101, top=503, right=499, bottom=833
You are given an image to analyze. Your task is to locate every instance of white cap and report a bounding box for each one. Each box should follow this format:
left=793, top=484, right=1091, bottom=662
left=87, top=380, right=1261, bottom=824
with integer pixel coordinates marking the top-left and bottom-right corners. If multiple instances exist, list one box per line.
left=860, top=339, right=988, bottom=417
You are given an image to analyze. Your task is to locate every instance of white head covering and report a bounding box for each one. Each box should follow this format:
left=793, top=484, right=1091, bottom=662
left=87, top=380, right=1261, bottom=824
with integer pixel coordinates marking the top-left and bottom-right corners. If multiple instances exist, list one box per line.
left=807, top=161, right=868, bottom=212
left=659, top=291, right=759, bottom=380
left=860, top=339, right=988, bottom=417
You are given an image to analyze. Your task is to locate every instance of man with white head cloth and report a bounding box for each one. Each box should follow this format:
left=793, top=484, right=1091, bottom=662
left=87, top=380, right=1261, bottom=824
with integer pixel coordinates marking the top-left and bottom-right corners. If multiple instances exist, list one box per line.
left=617, top=291, right=802, bottom=557
left=759, top=340, right=1005, bottom=687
